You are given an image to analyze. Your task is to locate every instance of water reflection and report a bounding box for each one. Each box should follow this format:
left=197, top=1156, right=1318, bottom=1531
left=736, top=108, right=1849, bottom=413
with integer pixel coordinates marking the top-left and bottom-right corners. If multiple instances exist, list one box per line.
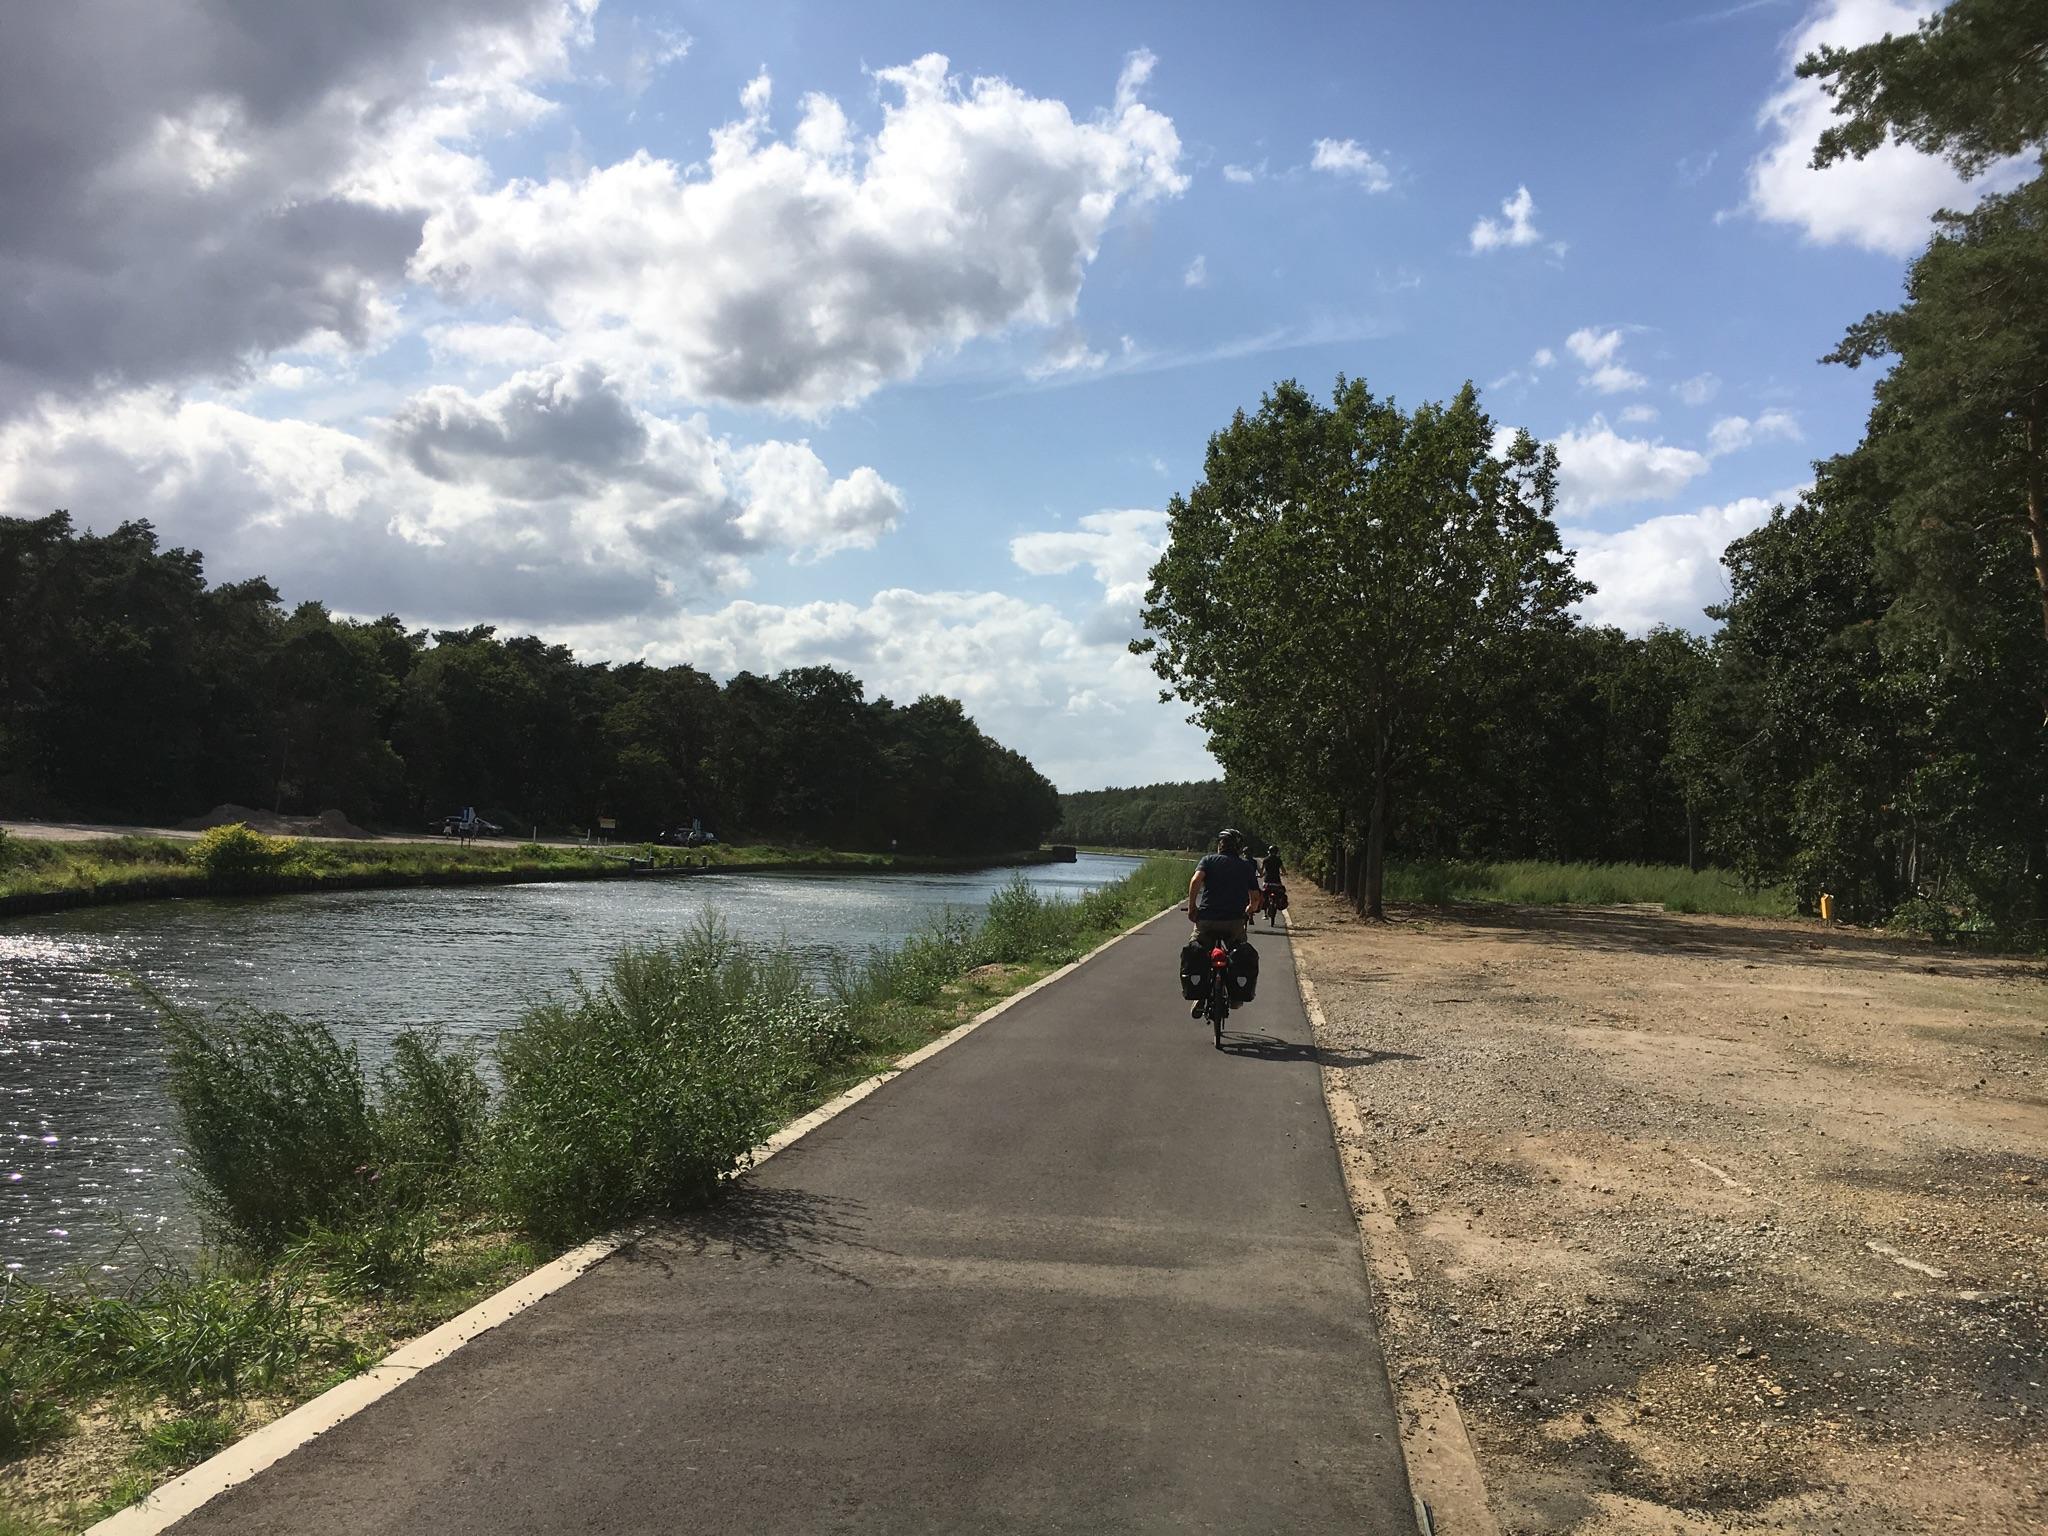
left=0, top=854, right=1141, bottom=1281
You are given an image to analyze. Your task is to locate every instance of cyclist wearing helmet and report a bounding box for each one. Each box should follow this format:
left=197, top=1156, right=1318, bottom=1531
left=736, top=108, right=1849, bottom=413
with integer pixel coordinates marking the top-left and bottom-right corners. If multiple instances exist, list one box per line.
left=1188, top=827, right=1263, bottom=945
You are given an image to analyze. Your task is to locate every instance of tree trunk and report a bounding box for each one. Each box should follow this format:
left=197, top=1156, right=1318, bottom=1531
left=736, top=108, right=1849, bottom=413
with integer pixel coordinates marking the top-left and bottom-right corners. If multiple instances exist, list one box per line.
left=1328, top=807, right=1346, bottom=894
left=1364, top=761, right=1389, bottom=920
left=2029, top=395, right=2048, bottom=724
left=1685, top=800, right=1700, bottom=874
left=1344, top=837, right=1363, bottom=908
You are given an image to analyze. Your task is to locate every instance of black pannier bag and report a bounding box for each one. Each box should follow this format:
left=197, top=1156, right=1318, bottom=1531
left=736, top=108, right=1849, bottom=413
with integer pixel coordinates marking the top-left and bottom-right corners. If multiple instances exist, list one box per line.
left=1179, top=940, right=1209, bottom=1000
left=1225, top=939, right=1259, bottom=1003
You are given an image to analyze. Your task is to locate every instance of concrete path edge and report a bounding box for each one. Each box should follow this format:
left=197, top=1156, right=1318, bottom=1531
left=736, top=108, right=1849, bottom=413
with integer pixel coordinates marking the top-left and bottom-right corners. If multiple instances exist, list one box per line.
left=1286, top=910, right=1502, bottom=1536
left=86, top=903, right=1182, bottom=1536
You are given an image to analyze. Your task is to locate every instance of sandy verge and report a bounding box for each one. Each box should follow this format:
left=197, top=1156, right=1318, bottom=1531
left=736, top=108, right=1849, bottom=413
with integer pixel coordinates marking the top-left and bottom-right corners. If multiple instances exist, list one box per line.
left=1290, top=887, right=2046, bottom=1534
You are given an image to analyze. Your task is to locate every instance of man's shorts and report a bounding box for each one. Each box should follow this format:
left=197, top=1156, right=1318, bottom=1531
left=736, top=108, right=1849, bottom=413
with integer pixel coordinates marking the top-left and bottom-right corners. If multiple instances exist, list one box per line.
left=1191, top=918, right=1247, bottom=946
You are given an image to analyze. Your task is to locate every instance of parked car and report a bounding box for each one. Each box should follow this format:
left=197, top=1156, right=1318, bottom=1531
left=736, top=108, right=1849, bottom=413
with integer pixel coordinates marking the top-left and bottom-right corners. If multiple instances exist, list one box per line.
left=655, top=826, right=719, bottom=847
left=434, top=808, right=503, bottom=838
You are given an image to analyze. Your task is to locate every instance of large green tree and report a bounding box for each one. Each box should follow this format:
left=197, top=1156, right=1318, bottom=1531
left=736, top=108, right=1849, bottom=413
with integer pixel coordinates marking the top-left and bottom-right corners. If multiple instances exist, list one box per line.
left=1137, top=378, right=1586, bottom=917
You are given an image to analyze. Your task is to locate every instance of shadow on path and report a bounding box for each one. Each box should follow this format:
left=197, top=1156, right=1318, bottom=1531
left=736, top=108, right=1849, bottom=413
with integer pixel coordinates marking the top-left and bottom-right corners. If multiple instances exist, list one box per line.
left=621, top=1185, right=882, bottom=1285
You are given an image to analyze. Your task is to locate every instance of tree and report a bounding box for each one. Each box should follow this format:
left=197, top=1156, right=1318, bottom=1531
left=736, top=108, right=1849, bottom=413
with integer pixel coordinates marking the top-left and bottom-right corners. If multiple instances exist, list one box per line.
left=1826, top=174, right=2048, bottom=719
left=1137, top=378, right=1587, bottom=917
left=1798, top=0, right=2048, bottom=178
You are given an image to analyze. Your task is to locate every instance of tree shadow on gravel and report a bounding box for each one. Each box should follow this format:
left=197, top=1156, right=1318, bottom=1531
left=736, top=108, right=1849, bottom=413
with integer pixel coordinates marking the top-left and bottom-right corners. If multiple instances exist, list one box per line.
left=617, top=1185, right=881, bottom=1286
left=1403, top=902, right=2040, bottom=982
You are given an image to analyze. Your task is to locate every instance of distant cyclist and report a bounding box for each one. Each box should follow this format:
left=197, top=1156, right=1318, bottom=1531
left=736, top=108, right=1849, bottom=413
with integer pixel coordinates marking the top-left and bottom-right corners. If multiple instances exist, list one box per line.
left=1261, top=845, right=1284, bottom=885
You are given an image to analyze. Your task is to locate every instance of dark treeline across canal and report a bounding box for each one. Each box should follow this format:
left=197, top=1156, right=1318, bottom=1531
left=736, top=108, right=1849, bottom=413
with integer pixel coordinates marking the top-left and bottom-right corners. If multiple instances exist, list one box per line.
left=0, top=854, right=1142, bottom=1282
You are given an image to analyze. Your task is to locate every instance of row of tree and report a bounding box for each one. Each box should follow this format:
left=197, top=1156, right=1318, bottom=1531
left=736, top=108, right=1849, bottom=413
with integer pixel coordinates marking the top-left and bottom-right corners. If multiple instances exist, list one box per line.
left=1051, top=781, right=1248, bottom=852
left=1137, top=0, right=2048, bottom=939
left=0, top=512, right=1061, bottom=855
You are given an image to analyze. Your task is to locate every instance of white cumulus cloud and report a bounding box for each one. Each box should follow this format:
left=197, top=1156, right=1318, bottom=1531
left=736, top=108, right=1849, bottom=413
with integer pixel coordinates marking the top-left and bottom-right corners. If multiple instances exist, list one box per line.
left=1310, top=138, right=1392, bottom=191
left=1566, top=491, right=1802, bottom=633
left=1706, top=410, right=1802, bottom=456
left=1470, top=184, right=1543, bottom=252
left=413, top=51, right=1188, bottom=415
left=1554, top=415, right=1712, bottom=513
left=1566, top=326, right=1647, bottom=394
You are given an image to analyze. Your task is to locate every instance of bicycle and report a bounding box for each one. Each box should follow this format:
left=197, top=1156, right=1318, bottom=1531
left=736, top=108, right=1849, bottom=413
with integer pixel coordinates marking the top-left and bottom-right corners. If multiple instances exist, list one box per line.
left=1200, top=936, right=1232, bottom=1047
left=1261, top=879, right=1287, bottom=927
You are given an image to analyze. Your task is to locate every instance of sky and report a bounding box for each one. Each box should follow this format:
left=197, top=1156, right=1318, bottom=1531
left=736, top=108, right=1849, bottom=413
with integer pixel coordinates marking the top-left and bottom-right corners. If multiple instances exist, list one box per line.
left=0, top=0, right=2014, bottom=790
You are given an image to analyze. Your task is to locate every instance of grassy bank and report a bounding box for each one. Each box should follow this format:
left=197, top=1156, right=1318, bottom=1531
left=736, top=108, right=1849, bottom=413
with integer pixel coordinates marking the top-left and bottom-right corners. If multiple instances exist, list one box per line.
left=0, top=825, right=1067, bottom=919
left=1379, top=858, right=1794, bottom=916
left=0, top=856, right=1189, bottom=1531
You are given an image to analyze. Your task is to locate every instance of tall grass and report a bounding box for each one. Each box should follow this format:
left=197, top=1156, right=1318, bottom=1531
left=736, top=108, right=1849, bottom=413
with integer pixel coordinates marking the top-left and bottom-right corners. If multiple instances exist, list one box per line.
left=1380, top=859, right=1794, bottom=916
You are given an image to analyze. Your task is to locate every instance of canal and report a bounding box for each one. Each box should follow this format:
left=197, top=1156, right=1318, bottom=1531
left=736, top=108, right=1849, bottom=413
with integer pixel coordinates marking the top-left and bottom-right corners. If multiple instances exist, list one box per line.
left=0, top=853, right=1143, bottom=1282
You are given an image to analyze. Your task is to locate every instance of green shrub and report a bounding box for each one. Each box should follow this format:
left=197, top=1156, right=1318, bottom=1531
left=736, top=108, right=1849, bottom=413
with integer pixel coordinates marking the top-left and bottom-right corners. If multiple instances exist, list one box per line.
left=191, top=823, right=291, bottom=882
left=489, top=922, right=849, bottom=1245
left=155, top=993, right=380, bottom=1250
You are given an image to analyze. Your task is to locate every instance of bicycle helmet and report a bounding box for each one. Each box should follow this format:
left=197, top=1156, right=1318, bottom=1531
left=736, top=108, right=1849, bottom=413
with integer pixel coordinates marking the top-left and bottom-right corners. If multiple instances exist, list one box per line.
left=1217, top=828, right=1243, bottom=854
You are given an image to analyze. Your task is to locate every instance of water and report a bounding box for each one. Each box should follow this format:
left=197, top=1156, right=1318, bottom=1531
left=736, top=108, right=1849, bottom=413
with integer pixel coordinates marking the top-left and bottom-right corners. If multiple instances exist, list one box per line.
left=0, top=854, right=1142, bottom=1282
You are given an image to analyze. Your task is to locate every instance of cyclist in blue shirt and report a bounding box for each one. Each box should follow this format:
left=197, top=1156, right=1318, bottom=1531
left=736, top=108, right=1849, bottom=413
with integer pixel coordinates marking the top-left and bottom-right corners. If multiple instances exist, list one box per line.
left=1187, top=827, right=1263, bottom=945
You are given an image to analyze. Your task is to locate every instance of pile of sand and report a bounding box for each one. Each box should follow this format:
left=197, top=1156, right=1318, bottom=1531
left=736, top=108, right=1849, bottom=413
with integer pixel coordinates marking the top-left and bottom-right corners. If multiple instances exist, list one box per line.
left=180, top=804, right=375, bottom=840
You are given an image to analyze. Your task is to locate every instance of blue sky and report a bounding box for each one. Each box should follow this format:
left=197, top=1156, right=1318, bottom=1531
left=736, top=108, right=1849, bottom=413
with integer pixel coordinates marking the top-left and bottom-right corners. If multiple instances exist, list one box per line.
left=0, top=0, right=1998, bottom=787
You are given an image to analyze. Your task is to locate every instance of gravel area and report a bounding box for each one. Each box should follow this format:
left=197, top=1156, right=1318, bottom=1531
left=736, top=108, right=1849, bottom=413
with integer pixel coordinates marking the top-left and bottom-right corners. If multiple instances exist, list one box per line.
left=1292, top=888, right=2046, bottom=1535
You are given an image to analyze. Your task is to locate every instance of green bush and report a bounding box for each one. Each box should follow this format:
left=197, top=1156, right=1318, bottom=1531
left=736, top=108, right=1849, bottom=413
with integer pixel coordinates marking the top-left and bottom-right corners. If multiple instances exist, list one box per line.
left=191, top=823, right=291, bottom=882
left=155, top=994, right=380, bottom=1250
left=489, top=922, right=850, bottom=1246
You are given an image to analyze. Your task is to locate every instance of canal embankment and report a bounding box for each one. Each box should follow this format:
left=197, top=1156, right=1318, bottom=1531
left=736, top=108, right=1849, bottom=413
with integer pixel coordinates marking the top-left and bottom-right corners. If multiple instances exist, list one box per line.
left=0, top=823, right=1070, bottom=921
left=0, top=856, right=1189, bottom=1533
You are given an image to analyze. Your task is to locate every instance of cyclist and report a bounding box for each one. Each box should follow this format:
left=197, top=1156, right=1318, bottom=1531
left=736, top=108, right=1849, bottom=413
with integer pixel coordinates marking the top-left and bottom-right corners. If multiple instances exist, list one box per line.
left=1187, top=829, right=1262, bottom=1014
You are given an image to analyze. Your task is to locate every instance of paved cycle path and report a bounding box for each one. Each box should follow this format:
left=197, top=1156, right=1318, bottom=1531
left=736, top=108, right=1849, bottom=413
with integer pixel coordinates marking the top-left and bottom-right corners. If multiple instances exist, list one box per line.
left=174, top=912, right=1412, bottom=1534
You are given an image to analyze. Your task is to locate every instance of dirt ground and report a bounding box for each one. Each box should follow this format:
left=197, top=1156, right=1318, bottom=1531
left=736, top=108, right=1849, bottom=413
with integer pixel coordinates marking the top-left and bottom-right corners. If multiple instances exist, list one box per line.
left=1289, top=887, right=2047, bottom=1535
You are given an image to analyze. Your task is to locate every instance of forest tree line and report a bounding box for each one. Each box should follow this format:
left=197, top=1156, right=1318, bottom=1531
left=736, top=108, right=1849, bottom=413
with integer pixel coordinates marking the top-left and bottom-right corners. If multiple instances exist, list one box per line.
left=0, top=511, right=1060, bottom=855
left=1137, top=1, right=2048, bottom=941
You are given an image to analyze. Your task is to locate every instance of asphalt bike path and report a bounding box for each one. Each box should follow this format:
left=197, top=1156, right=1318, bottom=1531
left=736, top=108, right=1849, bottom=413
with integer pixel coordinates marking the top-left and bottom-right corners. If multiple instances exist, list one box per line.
left=172, top=912, right=1413, bottom=1534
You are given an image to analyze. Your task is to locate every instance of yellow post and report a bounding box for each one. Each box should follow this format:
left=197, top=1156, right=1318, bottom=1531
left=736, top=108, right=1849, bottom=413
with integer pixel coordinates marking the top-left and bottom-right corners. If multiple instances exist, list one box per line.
left=1819, top=893, right=1834, bottom=923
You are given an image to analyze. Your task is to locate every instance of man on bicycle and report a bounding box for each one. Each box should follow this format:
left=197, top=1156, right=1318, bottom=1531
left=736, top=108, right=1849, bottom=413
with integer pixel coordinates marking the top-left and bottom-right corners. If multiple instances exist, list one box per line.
left=1188, top=827, right=1263, bottom=945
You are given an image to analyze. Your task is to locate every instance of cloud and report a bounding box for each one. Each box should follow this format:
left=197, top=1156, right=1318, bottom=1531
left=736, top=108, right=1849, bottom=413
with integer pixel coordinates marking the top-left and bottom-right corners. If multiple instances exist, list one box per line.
left=0, top=366, right=902, bottom=626
left=1183, top=254, right=1208, bottom=288
left=1221, top=160, right=1264, bottom=184
left=1742, top=0, right=2025, bottom=255
left=1566, top=326, right=1647, bottom=394
left=1619, top=404, right=1660, bottom=424
left=1565, top=491, right=1800, bottom=632
left=1470, top=184, right=1543, bottom=252
left=1532, top=347, right=1557, bottom=369
left=413, top=51, right=1188, bottom=416
left=1010, top=508, right=1169, bottom=607
left=1310, top=138, right=1392, bottom=191
left=1674, top=372, right=1722, bottom=406
left=1706, top=409, right=1801, bottom=455
left=1553, top=415, right=1712, bottom=512
left=0, top=0, right=591, bottom=413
